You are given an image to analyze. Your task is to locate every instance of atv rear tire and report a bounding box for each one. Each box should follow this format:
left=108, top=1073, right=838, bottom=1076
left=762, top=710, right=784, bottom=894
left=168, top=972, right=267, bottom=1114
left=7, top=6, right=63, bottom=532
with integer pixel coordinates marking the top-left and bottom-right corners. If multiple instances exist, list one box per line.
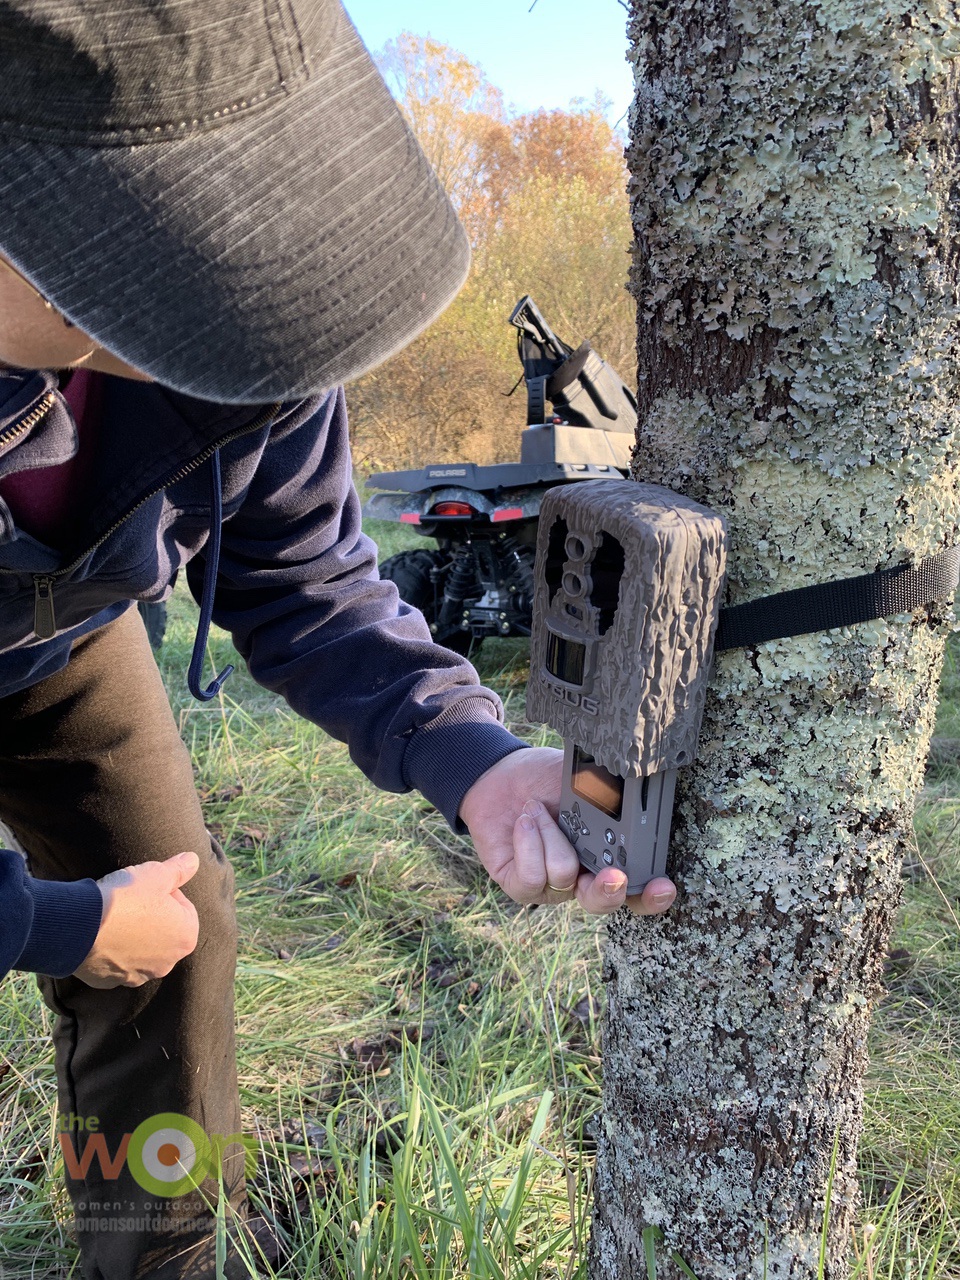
left=138, top=601, right=167, bottom=651
left=379, top=549, right=475, bottom=655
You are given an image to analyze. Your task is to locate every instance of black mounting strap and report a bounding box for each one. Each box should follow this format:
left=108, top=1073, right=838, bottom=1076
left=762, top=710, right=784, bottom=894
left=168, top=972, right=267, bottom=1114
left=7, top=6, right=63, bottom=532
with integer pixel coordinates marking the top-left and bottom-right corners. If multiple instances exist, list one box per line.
left=714, top=546, right=960, bottom=653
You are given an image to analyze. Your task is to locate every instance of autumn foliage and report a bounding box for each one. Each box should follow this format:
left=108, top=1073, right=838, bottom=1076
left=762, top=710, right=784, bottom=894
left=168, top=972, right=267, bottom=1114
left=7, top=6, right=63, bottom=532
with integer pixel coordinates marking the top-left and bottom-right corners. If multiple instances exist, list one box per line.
left=347, top=33, right=636, bottom=471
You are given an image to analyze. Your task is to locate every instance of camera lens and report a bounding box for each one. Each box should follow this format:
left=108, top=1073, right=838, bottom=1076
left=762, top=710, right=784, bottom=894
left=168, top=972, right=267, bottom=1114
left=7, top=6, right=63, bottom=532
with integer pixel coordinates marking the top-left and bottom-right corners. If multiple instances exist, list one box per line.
left=565, top=534, right=588, bottom=559
left=562, top=570, right=585, bottom=597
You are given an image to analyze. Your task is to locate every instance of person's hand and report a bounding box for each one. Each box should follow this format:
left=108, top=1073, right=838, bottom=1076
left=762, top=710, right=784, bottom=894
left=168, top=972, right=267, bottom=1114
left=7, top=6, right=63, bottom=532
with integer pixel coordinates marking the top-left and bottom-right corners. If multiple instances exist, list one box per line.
left=72, top=851, right=201, bottom=988
left=458, top=747, right=677, bottom=916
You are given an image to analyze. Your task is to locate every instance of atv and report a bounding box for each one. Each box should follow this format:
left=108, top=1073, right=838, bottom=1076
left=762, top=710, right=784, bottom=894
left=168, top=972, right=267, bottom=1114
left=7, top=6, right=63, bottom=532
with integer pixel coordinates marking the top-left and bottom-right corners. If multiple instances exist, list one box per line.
left=139, top=600, right=167, bottom=650
left=363, top=296, right=636, bottom=652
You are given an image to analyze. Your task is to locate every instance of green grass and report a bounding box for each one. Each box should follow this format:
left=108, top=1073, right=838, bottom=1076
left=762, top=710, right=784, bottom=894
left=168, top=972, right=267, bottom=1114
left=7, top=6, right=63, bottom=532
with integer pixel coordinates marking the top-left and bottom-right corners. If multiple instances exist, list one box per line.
left=362, top=517, right=437, bottom=565
left=0, top=527, right=957, bottom=1278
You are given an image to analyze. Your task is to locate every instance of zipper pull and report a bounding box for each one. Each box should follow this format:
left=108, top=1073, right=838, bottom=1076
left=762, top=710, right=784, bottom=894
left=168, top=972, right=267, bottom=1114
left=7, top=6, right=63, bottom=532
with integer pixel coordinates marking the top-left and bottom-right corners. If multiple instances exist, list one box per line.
left=33, top=576, right=57, bottom=639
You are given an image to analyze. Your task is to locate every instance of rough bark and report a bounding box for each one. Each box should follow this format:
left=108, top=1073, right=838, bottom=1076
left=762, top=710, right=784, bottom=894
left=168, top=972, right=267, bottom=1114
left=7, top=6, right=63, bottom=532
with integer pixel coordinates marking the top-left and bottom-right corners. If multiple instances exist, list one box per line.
left=588, top=3, right=960, bottom=1278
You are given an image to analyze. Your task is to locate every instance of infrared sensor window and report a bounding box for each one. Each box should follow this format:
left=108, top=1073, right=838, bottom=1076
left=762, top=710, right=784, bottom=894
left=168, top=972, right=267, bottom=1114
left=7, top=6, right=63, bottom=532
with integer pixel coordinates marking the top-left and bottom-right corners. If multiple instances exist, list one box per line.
left=545, top=517, right=568, bottom=602
left=590, top=531, right=625, bottom=635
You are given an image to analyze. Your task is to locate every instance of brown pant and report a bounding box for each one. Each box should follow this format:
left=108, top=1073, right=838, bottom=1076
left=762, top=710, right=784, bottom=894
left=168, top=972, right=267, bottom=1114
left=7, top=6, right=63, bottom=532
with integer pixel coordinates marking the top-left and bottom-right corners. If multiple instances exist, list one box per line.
left=0, top=607, right=249, bottom=1279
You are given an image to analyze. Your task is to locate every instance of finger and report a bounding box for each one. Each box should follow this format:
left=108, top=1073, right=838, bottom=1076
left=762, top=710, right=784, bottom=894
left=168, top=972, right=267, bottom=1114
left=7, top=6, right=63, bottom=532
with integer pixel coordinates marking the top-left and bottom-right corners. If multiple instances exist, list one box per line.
left=627, top=876, right=677, bottom=917
left=170, top=888, right=200, bottom=926
left=504, top=812, right=550, bottom=904
left=168, top=890, right=200, bottom=944
left=523, top=801, right=579, bottom=896
left=182, top=903, right=200, bottom=949
left=163, top=850, right=201, bottom=889
left=576, top=866, right=629, bottom=916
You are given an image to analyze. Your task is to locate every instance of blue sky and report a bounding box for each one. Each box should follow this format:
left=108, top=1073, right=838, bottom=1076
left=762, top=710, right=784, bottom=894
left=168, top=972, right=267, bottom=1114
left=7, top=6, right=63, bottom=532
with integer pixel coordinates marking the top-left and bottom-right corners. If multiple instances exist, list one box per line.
left=345, top=0, right=633, bottom=125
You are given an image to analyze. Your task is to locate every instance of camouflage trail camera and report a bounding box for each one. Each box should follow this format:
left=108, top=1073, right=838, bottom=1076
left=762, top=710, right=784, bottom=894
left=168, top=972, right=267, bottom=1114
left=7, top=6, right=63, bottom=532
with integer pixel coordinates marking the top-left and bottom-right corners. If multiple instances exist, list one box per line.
left=526, top=480, right=728, bottom=892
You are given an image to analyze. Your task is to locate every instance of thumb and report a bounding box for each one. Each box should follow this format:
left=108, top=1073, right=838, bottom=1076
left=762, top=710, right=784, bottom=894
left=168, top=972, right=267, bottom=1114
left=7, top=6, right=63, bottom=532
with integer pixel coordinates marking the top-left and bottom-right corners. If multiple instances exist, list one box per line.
left=163, top=850, right=200, bottom=890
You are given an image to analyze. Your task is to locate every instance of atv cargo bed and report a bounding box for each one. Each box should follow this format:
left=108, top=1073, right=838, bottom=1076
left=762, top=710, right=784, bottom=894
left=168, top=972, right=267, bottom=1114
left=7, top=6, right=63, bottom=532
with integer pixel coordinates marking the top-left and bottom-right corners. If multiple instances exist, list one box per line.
left=365, top=460, right=623, bottom=494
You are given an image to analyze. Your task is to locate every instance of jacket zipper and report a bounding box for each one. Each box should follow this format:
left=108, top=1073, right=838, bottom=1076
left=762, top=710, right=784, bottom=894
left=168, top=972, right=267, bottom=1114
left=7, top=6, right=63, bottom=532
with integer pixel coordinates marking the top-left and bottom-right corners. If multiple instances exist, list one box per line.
left=0, top=390, right=57, bottom=455
left=29, top=401, right=282, bottom=640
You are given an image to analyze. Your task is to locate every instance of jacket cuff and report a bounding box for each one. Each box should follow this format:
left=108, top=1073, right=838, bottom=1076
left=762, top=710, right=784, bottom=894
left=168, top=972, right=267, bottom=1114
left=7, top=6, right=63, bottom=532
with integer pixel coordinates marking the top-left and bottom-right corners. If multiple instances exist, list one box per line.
left=16, top=878, right=104, bottom=978
left=403, top=696, right=530, bottom=831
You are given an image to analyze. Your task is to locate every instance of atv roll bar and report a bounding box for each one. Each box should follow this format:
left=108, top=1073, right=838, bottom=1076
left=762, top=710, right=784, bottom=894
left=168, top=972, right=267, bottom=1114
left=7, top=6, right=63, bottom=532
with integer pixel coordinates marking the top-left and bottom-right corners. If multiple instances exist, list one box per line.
left=509, top=295, right=638, bottom=439
left=509, top=295, right=574, bottom=425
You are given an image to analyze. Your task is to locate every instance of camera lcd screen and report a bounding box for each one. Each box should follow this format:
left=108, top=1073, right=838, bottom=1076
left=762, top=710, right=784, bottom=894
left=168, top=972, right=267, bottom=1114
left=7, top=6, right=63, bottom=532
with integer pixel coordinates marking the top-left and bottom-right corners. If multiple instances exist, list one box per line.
left=546, top=633, right=585, bottom=685
left=571, top=746, right=624, bottom=821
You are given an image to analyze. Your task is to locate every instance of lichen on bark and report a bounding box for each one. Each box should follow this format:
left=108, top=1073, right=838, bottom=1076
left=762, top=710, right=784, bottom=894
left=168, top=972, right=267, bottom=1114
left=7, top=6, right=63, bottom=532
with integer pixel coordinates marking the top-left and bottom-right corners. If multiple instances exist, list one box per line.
left=588, top=3, right=960, bottom=1278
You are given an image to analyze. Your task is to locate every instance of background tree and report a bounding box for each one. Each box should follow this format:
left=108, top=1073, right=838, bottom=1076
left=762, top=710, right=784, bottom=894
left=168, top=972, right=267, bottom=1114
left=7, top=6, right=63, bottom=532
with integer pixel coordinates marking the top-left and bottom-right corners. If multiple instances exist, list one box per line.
left=587, top=3, right=960, bottom=1278
left=376, top=33, right=505, bottom=215
left=348, top=36, right=636, bottom=473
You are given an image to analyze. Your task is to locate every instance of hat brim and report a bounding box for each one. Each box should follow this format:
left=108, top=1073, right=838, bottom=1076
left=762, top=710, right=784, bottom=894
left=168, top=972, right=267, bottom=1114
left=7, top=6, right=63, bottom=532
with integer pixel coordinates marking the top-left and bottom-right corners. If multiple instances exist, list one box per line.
left=0, top=4, right=470, bottom=403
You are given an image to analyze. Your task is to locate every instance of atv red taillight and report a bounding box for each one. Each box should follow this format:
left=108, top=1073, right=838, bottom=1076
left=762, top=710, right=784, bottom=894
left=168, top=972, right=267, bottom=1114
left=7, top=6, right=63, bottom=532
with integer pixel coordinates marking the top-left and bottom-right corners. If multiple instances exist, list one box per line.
left=432, top=501, right=475, bottom=516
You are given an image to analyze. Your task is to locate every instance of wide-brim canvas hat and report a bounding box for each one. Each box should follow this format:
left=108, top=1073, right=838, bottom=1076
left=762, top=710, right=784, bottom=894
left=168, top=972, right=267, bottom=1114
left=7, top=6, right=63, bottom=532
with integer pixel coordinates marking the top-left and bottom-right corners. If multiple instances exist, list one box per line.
left=0, top=0, right=470, bottom=403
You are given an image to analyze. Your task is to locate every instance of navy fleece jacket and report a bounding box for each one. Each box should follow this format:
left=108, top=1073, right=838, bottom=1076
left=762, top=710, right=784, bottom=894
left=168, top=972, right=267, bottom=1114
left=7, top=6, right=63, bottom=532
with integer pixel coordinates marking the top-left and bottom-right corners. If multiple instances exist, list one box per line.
left=0, top=371, right=527, bottom=980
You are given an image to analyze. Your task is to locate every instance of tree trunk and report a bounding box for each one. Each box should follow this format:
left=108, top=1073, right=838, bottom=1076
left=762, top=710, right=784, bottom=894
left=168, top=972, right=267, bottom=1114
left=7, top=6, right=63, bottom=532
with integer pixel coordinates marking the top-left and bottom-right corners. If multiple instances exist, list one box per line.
left=588, top=4, right=960, bottom=1278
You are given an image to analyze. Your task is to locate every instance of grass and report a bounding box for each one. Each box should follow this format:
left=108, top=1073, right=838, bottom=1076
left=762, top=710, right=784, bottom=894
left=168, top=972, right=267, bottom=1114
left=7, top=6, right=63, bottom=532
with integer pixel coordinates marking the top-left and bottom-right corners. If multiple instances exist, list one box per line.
left=0, top=519, right=958, bottom=1278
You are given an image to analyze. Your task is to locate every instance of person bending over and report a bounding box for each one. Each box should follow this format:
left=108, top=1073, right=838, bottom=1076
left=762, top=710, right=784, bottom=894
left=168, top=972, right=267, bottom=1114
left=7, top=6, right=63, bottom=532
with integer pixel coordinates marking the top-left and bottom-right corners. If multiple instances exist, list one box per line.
left=0, top=1, right=677, bottom=1276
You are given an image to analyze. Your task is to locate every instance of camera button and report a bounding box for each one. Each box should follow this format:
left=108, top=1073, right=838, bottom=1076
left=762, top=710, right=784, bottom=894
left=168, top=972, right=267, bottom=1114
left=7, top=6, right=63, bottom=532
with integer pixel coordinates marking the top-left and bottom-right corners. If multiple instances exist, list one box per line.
left=602, top=850, right=614, bottom=865
left=604, top=829, right=616, bottom=845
